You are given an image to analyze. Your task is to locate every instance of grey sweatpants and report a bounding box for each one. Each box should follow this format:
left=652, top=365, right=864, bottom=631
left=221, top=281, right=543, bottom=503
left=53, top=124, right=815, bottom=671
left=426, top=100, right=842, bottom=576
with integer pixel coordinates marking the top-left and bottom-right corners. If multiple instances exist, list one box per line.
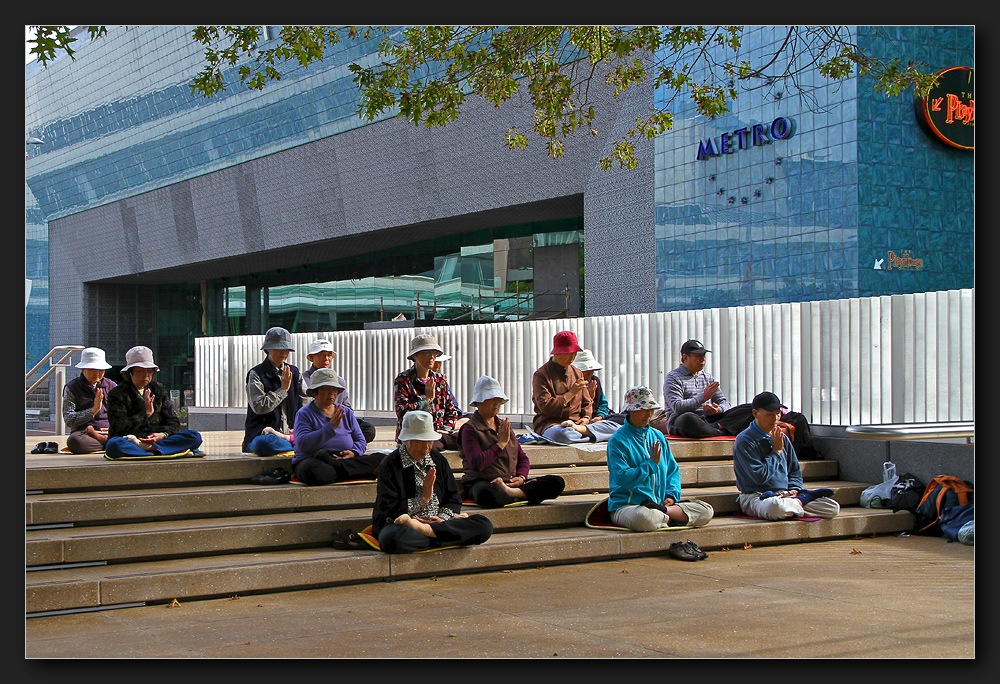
left=610, top=499, right=715, bottom=531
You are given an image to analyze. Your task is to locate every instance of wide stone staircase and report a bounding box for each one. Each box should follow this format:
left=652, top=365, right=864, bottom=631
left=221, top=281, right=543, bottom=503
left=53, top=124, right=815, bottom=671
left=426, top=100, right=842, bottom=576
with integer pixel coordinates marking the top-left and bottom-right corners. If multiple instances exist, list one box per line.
left=25, top=432, right=913, bottom=616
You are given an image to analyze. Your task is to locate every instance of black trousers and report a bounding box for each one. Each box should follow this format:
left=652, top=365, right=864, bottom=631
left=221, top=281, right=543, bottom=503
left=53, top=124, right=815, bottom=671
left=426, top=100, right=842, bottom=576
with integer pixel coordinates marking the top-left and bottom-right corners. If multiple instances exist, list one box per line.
left=357, top=418, right=377, bottom=445
left=293, top=450, right=382, bottom=485
left=465, top=474, right=566, bottom=508
left=671, top=403, right=753, bottom=437
left=377, top=513, right=493, bottom=553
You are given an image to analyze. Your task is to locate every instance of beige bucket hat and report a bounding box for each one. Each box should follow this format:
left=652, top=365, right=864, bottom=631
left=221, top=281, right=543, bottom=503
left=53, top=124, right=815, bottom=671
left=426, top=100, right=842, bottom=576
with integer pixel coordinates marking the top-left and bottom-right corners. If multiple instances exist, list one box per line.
left=572, top=349, right=603, bottom=372
left=406, top=334, right=444, bottom=360
left=122, top=346, right=159, bottom=372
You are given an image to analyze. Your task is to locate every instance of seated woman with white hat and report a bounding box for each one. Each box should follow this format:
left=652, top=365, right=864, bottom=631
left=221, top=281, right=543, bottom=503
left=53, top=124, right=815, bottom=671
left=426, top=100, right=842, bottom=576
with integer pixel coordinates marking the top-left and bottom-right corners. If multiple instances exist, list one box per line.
left=105, top=346, right=203, bottom=459
left=459, top=375, right=565, bottom=508
left=572, top=348, right=623, bottom=424
left=393, top=333, right=467, bottom=450
left=62, top=347, right=118, bottom=454
left=291, top=368, right=382, bottom=485
left=371, top=411, right=493, bottom=553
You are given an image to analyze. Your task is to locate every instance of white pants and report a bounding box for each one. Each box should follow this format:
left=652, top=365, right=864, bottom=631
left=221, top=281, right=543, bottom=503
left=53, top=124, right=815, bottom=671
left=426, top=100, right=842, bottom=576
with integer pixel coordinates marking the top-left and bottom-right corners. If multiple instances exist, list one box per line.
left=610, top=500, right=714, bottom=531
left=737, top=492, right=840, bottom=520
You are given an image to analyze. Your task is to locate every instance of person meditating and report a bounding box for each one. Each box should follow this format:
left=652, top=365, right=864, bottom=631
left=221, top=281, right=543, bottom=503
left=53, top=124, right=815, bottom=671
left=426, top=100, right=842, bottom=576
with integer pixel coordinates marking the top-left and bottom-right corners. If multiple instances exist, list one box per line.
left=105, top=346, right=202, bottom=459
left=531, top=330, right=620, bottom=444
left=371, top=411, right=493, bottom=553
left=291, top=368, right=382, bottom=486
left=606, top=386, right=714, bottom=533
left=459, top=375, right=565, bottom=507
left=393, top=333, right=467, bottom=450
left=62, top=347, right=117, bottom=454
left=732, top=391, right=839, bottom=520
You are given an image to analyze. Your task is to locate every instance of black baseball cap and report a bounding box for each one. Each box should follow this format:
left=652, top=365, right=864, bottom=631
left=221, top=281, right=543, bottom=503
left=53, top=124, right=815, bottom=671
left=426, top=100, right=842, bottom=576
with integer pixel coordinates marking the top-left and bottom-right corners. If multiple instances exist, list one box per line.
left=680, top=339, right=710, bottom=355
left=752, top=391, right=787, bottom=411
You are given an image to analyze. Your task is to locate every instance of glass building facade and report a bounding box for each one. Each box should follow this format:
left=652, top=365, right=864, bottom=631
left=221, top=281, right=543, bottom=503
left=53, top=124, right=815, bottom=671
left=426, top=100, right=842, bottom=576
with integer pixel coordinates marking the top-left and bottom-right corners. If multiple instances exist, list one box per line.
left=653, top=26, right=974, bottom=310
left=26, top=25, right=973, bottom=392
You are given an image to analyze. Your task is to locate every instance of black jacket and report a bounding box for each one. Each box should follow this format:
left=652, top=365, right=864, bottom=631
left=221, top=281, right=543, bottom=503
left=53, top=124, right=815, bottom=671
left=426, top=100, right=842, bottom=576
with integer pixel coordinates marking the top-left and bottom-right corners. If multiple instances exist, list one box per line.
left=371, top=448, right=462, bottom=537
left=107, top=374, right=179, bottom=438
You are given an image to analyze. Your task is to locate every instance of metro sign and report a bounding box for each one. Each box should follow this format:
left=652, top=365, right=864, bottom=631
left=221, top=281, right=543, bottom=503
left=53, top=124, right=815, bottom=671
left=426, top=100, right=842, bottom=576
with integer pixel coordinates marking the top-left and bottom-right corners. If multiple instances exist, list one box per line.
left=917, top=66, right=974, bottom=150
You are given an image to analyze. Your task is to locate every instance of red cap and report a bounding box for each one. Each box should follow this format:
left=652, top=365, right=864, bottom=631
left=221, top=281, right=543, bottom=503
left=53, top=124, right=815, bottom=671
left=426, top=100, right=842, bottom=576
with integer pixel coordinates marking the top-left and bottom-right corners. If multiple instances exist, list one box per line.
left=551, top=330, right=582, bottom=355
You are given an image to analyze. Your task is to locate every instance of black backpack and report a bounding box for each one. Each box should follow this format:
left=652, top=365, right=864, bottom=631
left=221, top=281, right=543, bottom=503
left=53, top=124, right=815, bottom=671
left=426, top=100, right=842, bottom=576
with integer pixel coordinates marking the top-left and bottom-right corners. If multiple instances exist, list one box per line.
left=888, top=472, right=924, bottom=513
left=781, top=411, right=821, bottom=460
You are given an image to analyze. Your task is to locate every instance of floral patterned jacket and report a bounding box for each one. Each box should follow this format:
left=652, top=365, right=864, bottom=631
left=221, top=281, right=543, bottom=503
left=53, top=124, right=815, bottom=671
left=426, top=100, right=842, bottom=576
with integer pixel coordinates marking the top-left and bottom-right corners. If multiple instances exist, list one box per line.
left=393, top=366, right=462, bottom=439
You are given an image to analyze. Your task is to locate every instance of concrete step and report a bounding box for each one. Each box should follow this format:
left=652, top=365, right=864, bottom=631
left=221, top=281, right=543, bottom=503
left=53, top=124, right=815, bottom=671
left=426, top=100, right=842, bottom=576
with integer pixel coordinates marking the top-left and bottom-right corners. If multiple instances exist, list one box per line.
left=25, top=440, right=739, bottom=494
left=26, top=481, right=870, bottom=567
left=26, top=460, right=839, bottom=527
left=25, top=507, right=914, bottom=615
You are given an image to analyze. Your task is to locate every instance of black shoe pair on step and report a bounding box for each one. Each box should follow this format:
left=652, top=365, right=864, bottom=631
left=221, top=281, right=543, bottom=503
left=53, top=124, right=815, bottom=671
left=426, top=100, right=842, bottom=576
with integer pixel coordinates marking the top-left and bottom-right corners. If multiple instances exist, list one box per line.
left=30, top=442, right=59, bottom=454
left=668, top=540, right=708, bottom=561
left=251, top=467, right=292, bottom=485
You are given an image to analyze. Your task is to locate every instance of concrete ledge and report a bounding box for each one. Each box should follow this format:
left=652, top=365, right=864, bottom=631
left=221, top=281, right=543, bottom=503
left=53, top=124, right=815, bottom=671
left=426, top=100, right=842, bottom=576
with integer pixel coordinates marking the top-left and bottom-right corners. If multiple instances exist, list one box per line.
left=813, top=436, right=974, bottom=485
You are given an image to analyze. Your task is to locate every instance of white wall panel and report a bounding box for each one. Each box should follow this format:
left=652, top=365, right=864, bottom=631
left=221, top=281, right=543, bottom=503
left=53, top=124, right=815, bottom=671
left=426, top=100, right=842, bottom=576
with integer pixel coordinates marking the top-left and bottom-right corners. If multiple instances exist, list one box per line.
left=195, top=289, right=975, bottom=426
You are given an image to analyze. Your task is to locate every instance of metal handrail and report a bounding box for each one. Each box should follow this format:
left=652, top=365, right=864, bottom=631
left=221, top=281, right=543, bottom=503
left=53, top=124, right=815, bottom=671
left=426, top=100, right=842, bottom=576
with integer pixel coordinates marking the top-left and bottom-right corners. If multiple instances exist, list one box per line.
left=25, top=345, right=85, bottom=435
left=847, top=422, right=974, bottom=443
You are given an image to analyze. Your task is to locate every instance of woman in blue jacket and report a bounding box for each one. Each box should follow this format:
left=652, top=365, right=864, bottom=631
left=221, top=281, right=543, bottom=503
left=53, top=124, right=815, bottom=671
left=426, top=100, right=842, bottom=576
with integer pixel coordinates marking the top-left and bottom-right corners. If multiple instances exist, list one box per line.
left=606, top=386, right=714, bottom=531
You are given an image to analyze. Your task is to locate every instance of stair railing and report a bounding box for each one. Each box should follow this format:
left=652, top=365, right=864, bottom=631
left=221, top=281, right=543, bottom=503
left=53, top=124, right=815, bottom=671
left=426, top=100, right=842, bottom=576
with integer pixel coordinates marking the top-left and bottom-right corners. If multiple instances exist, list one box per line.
left=25, top=345, right=85, bottom=435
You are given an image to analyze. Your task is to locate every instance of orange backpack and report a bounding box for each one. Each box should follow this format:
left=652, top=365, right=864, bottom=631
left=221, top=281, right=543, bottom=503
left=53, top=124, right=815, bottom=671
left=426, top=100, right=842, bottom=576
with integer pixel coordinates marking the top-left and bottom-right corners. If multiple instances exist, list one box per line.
left=915, top=475, right=974, bottom=535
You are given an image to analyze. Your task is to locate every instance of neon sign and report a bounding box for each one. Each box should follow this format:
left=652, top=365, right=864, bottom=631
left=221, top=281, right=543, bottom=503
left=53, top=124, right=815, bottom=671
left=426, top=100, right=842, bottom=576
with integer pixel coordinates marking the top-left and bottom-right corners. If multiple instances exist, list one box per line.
left=696, top=117, right=793, bottom=161
left=917, top=66, right=974, bottom=150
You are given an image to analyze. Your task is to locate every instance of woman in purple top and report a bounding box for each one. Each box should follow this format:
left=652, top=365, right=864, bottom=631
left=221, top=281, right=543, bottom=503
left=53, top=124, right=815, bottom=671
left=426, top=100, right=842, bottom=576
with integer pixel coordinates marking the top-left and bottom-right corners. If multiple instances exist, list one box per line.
left=292, top=368, right=382, bottom=485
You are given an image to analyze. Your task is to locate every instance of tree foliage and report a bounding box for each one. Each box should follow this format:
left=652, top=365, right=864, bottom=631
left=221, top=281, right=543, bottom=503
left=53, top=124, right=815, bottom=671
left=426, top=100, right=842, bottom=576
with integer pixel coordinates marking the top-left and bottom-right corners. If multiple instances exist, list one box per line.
left=28, top=25, right=938, bottom=170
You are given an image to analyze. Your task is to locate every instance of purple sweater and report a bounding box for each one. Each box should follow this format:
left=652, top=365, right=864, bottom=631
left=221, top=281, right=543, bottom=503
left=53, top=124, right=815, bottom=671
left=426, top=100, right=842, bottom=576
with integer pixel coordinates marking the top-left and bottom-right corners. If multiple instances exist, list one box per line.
left=292, top=401, right=367, bottom=465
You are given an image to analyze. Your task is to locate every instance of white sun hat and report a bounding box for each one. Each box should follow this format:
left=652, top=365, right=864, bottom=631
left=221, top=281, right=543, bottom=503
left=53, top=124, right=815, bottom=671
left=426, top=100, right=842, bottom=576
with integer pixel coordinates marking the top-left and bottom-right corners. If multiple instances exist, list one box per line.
left=572, top=349, right=603, bottom=372
left=397, top=410, right=442, bottom=442
left=122, top=346, right=159, bottom=372
left=469, top=375, right=509, bottom=407
left=622, top=386, right=662, bottom=412
left=76, top=347, right=112, bottom=370
left=307, top=339, right=336, bottom=357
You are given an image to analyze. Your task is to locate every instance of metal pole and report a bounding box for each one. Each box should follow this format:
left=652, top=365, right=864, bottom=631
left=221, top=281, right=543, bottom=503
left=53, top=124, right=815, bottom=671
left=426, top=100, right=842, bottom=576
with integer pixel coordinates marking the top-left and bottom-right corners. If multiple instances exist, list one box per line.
left=54, top=366, right=66, bottom=435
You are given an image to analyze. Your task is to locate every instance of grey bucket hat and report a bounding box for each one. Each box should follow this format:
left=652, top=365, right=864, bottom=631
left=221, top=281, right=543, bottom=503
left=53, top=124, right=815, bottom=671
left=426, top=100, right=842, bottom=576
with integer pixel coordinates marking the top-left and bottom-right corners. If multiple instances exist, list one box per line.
left=261, top=327, right=295, bottom=351
left=307, top=367, right=346, bottom=395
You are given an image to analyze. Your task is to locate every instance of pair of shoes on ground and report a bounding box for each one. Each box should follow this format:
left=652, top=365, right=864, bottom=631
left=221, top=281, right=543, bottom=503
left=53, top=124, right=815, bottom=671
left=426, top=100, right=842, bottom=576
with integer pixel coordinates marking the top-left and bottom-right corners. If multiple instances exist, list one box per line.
left=668, top=539, right=708, bottom=561
left=251, top=467, right=292, bottom=485
left=30, top=442, right=59, bottom=454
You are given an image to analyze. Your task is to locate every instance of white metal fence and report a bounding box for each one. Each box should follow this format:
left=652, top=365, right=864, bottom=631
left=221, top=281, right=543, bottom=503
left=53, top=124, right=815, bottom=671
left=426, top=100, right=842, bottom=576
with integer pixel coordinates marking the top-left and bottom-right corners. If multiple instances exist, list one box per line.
left=194, top=288, right=975, bottom=426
